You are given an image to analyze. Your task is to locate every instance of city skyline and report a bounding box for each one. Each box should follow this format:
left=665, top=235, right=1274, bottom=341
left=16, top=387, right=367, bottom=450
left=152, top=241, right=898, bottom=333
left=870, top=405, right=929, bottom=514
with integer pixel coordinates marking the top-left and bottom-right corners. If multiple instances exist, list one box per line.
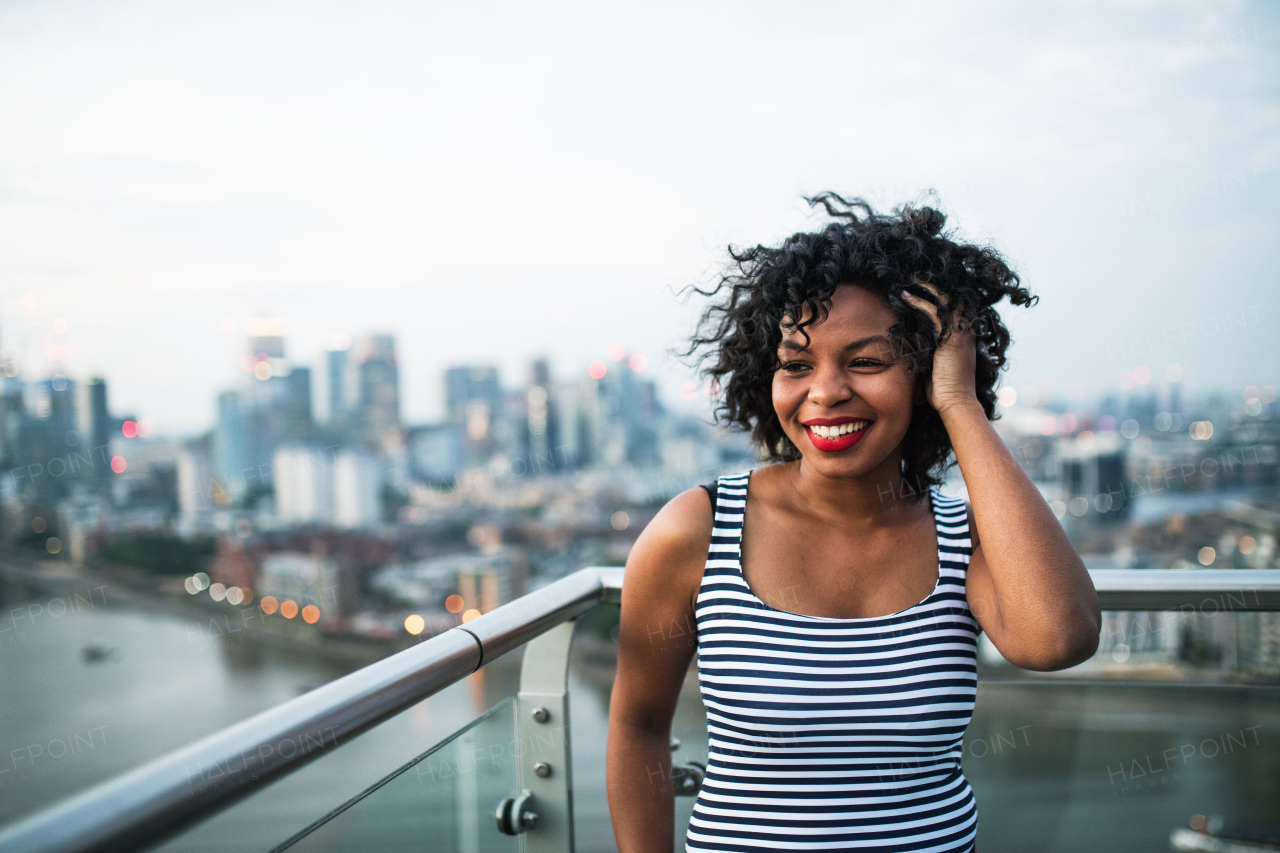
left=1, top=2, right=1276, bottom=434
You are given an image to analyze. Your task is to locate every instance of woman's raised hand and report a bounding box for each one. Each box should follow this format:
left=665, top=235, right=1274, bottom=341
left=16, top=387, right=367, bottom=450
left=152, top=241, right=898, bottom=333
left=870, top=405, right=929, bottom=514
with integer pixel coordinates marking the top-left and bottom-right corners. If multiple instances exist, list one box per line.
left=901, top=283, right=980, bottom=417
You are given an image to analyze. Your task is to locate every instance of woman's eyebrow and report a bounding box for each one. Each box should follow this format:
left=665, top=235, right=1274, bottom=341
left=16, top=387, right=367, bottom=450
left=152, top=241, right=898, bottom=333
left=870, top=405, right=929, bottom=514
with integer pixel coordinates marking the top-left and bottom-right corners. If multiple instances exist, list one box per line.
left=778, top=335, right=890, bottom=353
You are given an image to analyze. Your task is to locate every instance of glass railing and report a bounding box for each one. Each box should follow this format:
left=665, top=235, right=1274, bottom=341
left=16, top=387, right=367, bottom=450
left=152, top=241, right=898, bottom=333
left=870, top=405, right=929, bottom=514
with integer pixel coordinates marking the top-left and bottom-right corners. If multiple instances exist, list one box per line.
left=1, top=568, right=1277, bottom=853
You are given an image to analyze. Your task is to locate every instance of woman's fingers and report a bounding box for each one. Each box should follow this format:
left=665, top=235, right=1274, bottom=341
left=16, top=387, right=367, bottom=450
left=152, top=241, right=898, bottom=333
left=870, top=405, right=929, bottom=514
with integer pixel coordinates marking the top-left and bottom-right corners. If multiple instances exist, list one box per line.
left=900, top=287, right=944, bottom=337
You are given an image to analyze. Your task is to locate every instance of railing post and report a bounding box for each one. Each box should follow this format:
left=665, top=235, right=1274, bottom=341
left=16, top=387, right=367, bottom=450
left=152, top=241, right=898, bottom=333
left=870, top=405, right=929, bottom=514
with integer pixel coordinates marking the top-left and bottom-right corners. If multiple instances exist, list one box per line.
left=515, top=619, right=577, bottom=853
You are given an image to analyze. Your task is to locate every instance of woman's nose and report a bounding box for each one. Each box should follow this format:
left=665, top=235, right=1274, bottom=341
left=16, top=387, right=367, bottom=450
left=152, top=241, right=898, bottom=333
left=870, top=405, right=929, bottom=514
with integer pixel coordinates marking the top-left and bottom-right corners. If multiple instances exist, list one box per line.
left=806, top=362, right=853, bottom=407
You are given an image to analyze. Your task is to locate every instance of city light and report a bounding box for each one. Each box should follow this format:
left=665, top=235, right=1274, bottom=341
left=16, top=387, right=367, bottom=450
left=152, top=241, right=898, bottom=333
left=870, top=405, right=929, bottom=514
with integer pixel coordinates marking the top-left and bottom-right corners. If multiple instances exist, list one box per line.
left=462, top=609, right=481, bottom=623
left=45, top=537, right=61, bottom=554
left=996, top=387, right=1017, bottom=407
left=121, top=421, right=138, bottom=438
left=610, top=511, right=630, bottom=531
left=606, top=343, right=626, bottom=361
left=110, top=456, right=127, bottom=473
left=629, top=353, right=648, bottom=372
left=444, top=595, right=464, bottom=614
left=302, top=605, right=320, bottom=624
left=280, top=600, right=299, bottom=619
left=260, top=596, right=279, bottom=615
left=1198, top=547, right=1216, bottom=566
left=404, top=614, right=425, bottom=635
left=588, top=360, right=607, bottom=379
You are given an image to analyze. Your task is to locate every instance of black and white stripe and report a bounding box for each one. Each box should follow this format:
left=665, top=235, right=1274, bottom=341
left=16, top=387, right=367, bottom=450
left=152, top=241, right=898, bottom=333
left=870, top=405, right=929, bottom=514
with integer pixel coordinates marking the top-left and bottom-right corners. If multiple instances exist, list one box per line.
left=687, top=471, right=979, bottom=853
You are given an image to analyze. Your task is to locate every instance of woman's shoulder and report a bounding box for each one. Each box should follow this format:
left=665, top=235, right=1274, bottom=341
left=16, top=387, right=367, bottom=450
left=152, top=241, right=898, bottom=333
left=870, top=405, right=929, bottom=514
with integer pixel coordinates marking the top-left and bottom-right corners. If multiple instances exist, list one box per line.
left=622, top=487, right=716, bottom=610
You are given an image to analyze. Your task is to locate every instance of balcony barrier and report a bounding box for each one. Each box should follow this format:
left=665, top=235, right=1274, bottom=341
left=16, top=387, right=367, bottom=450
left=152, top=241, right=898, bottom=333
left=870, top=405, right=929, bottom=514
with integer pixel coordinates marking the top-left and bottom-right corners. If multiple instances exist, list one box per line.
left=1, top=567, right=1277, bottom=853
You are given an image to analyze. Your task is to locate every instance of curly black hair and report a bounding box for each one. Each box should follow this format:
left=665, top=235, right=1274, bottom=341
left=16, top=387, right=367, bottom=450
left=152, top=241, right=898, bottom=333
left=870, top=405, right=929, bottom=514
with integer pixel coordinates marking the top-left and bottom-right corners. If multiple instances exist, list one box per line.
left=688, top=192, right=1036, bottom=491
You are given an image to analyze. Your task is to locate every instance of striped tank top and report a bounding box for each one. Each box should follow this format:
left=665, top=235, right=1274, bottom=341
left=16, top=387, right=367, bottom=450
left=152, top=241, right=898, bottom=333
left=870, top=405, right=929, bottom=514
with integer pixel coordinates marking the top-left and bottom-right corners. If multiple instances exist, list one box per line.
left=687, top=471, right=979, bottom=852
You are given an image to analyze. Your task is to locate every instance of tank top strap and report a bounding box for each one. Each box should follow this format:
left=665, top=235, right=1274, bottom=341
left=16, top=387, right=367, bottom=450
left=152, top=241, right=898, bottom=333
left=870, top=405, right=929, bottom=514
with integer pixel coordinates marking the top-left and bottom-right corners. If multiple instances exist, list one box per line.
left=928, top=486, right=974, bottom=594
left=698, top=472, right=751, bottom=591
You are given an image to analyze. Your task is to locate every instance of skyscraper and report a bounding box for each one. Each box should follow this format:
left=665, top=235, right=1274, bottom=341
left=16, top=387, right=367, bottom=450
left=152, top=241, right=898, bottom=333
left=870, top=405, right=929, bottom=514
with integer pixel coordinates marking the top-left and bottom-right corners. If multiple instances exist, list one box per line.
left=348, top=335, right=400, bottom=444
left=445, top=365, right=502, bottom=468
left=214, top=390, right=249, bottom=501
left=75, top=377, right=111, bottom=487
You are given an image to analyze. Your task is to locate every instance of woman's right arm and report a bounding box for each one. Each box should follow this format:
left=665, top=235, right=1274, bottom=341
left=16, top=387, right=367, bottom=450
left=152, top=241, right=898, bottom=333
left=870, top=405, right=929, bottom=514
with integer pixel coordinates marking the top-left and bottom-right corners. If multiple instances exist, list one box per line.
left=607, top=487, right=713, bottom=853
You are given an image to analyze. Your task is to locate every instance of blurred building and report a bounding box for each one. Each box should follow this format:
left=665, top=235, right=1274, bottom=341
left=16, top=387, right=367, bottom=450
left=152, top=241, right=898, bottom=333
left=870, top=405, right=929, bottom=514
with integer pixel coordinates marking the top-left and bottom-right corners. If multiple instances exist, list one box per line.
left=273, top=445, right=334, bottom=525
left=446, top=365, right=502, bottom=468
left=348, top=335, right=400, bottom=445
left=333, top=448, right=381, bottom=529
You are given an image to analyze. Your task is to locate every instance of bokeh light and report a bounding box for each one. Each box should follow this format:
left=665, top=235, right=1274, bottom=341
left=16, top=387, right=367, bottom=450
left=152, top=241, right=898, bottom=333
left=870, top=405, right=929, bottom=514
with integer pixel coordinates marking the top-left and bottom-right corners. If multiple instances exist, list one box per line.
left=31, top=516, right=46, bottom=533
left=1133, top=365, right=1151, bottom=384
left=260, top=596, right=279, bottom=615
left=110, top=456, right=127, bottom=473
left=226, top=587, right=245, bottom=605
left=445, top=594, right=464, bottom=613
left=611, top=511, right=630, bottom=530
left=1120, top=420, right=1140, bottom=439
left=404, top=614, right=425, bottom=635
left=121, top=420, right=138, bottom=438
left=253, top=361, right=273, bottom=380
left=606, top=343, right=626, bottom=361
left=462, top=609, right=481, bottom=623
left=302, top=605, right=320, bottom=624
left=1197, top=546, right=1216, bottom=566
left=184, top=577, right=200, bottom=595
left=1075, top=431, right=1095, bottom=450
left=629, top=353, right=648, bottom=372
left=1190, top=421, right=1214, bottom=440
left=1096, top=415, right=1116, bottom=433
left=137, top=418, right=153, bottom=437
left=996, top=387, right=1017, bottom=407
left=587, top=360, right=607, bottom=380
left=1165, top=363, right=1184, bottom=382
left=45, top=537, right=61, bottom=554
left=679, top=381, right=698, bottom=401
left=1239, top=536, right=1256, bottom=555
left=209, top=583, right=227, bottom=602
left=280, top=600, right=299, bottom=619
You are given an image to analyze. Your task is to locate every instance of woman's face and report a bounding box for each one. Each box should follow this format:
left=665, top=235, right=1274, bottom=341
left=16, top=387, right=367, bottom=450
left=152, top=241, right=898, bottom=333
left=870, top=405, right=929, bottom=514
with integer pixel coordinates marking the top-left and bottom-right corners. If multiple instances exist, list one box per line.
left=772, top=283, right=917, bottom=481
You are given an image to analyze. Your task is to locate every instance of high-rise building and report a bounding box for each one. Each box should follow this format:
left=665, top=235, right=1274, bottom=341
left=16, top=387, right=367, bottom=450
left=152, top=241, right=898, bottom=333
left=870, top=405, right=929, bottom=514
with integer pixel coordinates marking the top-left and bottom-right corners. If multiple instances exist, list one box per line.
left=283, top=366, right=314, bottom=440
left=348, top=335, right=400, bottom=444
left=75, top=377, right=111, bottom=487
left=215, top=391, right=249, bottom=501
left=316, top=347, right=349, bottom=426
left=524, top=359, right=558, bottom=469
left=445, top=365, right=502, bottom=468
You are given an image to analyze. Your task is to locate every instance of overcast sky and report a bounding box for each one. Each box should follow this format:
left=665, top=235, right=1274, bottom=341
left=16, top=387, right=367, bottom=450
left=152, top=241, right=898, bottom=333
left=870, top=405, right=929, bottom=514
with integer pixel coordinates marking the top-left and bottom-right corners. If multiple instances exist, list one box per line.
left=1, top=0, right=1276, bottom=435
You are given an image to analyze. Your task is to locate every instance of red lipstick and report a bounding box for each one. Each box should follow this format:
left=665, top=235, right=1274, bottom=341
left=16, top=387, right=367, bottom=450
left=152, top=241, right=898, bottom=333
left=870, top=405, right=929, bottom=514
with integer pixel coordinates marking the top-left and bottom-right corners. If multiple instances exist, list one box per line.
left=802, top=417, right=872, bottom=453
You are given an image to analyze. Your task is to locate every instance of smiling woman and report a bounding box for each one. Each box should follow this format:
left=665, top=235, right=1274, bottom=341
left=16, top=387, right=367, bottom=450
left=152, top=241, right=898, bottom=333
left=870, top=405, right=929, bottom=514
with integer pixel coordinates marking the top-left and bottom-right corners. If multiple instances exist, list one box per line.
left=606, top=193, right=1100, bottom=853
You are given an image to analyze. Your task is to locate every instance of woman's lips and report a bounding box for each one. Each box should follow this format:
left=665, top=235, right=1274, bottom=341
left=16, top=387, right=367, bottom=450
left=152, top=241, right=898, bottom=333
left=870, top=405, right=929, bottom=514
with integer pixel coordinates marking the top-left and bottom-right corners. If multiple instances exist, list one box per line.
left=804, top=421, right=871, bottom=452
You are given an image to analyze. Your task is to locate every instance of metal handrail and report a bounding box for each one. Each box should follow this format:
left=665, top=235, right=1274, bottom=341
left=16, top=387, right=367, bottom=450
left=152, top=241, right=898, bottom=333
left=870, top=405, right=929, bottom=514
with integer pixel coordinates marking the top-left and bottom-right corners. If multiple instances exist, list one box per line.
left=0, top=566, right=1275, bottom=853
left=0, top=567, right=624, bottom=853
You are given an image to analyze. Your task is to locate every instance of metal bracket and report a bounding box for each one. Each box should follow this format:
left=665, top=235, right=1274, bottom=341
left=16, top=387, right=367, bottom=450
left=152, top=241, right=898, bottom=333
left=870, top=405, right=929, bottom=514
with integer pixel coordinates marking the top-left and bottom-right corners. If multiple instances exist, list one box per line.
left=515, top=619, right=577, bottom=853
left=495, top=790, right=539, bottom=835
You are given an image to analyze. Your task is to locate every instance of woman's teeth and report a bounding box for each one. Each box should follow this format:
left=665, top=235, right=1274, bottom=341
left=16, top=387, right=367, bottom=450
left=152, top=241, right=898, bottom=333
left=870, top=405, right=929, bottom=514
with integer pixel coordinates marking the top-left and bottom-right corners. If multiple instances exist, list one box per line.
left=807, top=421, right=868, bottom=439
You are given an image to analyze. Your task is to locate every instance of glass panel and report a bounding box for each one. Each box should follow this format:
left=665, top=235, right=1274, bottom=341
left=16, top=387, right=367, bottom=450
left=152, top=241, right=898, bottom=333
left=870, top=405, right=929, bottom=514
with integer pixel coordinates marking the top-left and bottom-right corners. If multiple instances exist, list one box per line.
left=152, top=653, right=526, bottom=852
left=271, top=697, right=520, bottom=853
left=969, top=609, right=1280, bottom=852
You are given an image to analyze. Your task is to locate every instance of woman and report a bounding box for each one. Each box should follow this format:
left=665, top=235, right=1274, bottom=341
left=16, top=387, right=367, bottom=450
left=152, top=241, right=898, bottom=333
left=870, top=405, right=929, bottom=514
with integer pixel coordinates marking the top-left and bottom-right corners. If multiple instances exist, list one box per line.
left=606, top=194, right=1100, bottom=853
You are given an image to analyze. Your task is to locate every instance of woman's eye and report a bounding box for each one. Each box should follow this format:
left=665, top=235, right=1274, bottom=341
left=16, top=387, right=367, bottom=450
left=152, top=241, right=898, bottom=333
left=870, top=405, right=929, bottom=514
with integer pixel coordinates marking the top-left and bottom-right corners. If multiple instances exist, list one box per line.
left=780, top=361, right=809, bottom=373
left=850, top=359, right=883, bottom=369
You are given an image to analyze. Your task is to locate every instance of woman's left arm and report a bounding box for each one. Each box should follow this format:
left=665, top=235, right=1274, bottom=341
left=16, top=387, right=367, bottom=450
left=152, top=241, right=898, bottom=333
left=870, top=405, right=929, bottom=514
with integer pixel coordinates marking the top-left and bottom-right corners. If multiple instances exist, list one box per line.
left=904, top=287, right=1101, bottom=671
